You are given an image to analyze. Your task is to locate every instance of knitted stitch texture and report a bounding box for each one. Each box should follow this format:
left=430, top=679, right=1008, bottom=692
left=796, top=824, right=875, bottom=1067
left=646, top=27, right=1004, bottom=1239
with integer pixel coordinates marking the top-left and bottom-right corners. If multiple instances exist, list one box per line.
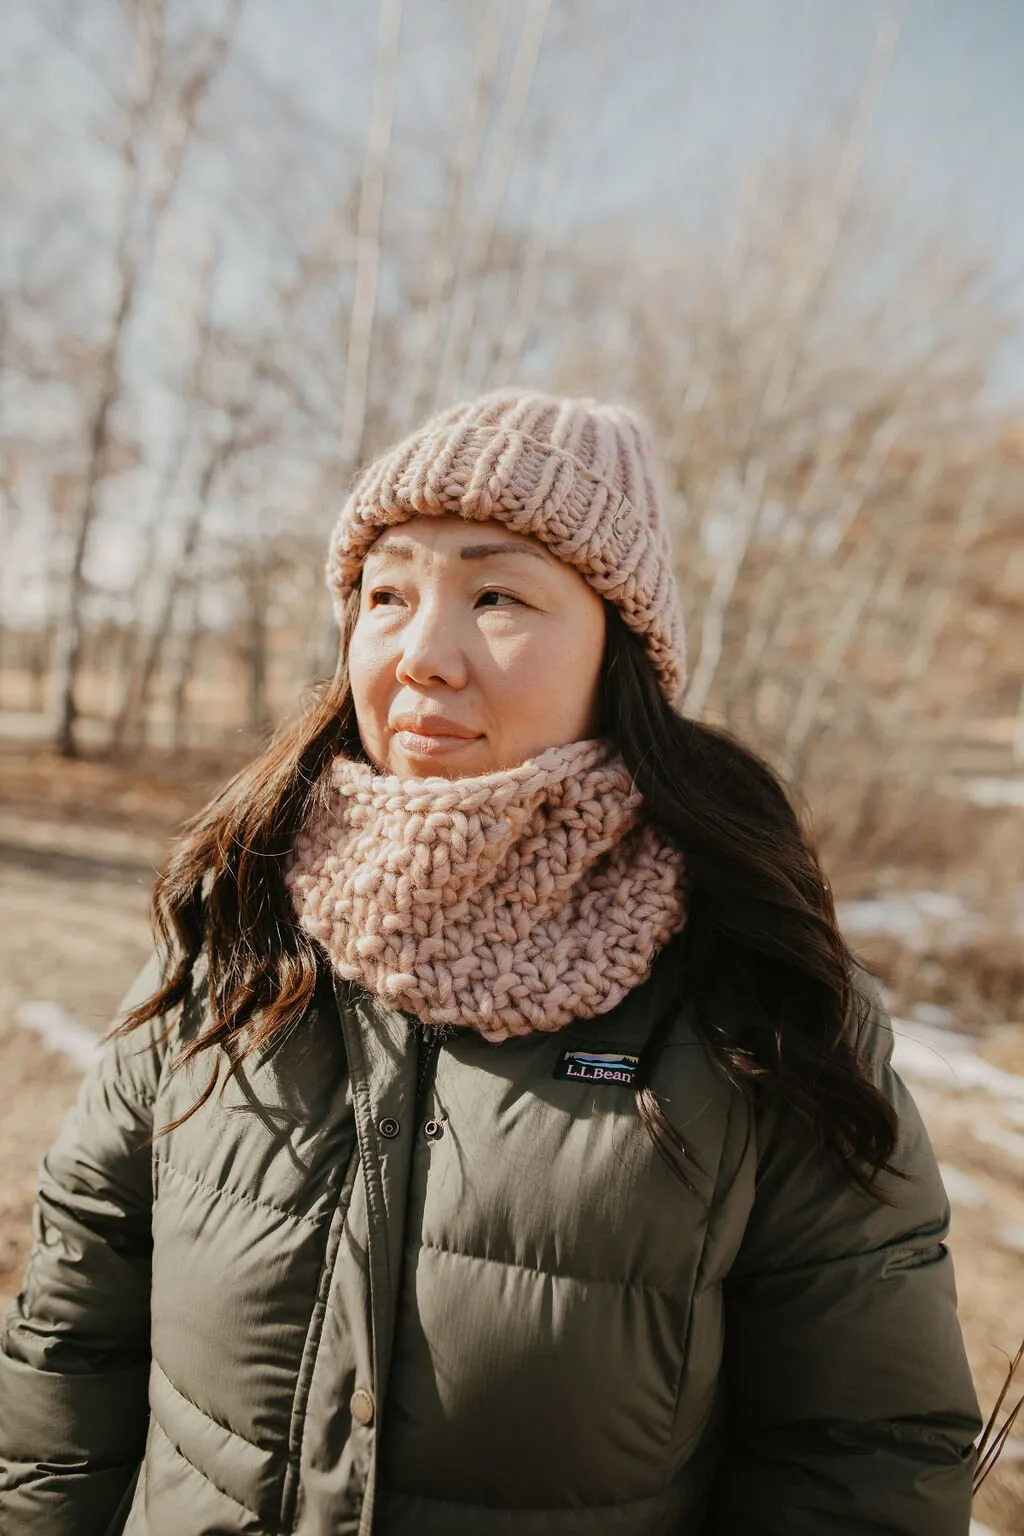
left=286, top=739, right=687, bottom=1041
left=326, top=389, right=687, bottom=702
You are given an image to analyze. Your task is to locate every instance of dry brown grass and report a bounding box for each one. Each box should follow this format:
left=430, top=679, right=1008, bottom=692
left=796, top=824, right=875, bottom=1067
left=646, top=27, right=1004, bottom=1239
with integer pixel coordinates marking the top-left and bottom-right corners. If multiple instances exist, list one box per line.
left=810, top=773, right=1023, bottom=1025
left=0, top=743, right=247, bottom=835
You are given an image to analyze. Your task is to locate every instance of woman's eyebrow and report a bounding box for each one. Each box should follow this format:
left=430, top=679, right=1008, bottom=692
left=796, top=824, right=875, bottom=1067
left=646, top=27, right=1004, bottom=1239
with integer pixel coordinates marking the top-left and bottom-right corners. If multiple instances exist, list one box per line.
left=366, top=538, right=549, bottom=565
left=366, top=540, right=414, bottom=565
left=459, top=542, right=548, bottom=562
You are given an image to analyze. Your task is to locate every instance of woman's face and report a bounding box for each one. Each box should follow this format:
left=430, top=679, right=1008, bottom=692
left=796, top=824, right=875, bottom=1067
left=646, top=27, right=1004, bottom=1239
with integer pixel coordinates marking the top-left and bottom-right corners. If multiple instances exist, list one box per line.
left=348, top=515, right=607, bottom=778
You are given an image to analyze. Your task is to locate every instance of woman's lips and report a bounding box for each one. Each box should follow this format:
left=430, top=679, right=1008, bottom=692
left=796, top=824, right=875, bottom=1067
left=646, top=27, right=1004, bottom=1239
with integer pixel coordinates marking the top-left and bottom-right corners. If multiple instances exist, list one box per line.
left=393, top=729, right=482, bottom=757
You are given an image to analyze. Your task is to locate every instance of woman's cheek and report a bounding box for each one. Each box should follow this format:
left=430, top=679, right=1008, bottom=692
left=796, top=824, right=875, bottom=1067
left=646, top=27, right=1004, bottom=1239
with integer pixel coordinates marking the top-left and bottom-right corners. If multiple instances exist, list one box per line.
left=351, top=626, right=396, bottom=690
left=348, top=656, right=387, bottom=750
left=485, top=628, right=542, bottom=679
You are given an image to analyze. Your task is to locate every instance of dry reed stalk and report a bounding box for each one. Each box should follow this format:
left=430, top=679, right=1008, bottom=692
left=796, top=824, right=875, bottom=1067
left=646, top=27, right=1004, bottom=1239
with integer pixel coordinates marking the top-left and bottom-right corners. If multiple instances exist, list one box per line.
left=974, top=1336, right=1024, bottom=1496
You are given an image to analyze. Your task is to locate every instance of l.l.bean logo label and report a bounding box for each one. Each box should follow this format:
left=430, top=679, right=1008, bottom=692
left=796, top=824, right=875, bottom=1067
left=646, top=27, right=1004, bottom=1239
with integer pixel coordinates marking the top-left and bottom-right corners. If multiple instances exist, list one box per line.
left=554, top=1049, right=639, bottom=1087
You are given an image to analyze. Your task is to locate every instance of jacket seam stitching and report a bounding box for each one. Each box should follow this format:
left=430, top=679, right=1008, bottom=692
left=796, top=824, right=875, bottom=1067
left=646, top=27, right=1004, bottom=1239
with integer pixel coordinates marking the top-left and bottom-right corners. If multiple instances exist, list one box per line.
left=152, top=1358, right=278, bottom=1463
left=153, top=1154, right=327, bottom=1228
left=382, top=1486, right=666, bottom=1514
left=149, top=1411, right=281, bottom=1530
left=342, top=984, right=396, bottom=1536
left=693, top=1084, right=738, bottom=1297
left=417, top=1239, right=676, bottom=1295
left=280, top=1153, right=361, bottom=1533
left=664, top=1083, right=737, bottom=1451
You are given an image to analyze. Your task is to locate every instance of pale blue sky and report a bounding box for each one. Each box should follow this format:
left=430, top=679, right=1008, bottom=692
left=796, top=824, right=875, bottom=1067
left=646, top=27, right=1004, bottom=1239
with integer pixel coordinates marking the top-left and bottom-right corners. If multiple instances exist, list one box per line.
left=236, top=0, right=1024, bottom=391
left=238, top=1, right=1024, bottom=250
left=3, top=0, right=1023, bottom=393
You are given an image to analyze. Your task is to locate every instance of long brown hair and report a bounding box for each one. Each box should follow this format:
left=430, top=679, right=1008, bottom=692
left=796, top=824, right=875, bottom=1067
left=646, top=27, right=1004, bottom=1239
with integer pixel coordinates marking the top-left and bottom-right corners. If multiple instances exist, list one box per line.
left=120, top=595, right=898, bottom=1191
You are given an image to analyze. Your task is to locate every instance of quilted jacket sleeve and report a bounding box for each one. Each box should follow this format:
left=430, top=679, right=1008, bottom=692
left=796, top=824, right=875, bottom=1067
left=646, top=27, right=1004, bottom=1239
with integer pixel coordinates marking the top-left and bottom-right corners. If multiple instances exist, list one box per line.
left=0, top=957, right=170, bottom=1535
left=712, top=977, right=981, bottom=1536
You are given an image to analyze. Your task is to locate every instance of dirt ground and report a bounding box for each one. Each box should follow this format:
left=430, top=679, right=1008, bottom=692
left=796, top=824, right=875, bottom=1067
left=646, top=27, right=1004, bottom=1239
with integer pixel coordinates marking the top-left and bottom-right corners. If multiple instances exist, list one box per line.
left=0, top=747, right=1021, bottom=1530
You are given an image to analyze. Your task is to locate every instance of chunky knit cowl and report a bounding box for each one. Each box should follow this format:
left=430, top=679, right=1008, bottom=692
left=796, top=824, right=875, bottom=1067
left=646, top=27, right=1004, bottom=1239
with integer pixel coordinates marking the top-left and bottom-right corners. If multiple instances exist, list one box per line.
left=286, top=739, right=687, bottom=1042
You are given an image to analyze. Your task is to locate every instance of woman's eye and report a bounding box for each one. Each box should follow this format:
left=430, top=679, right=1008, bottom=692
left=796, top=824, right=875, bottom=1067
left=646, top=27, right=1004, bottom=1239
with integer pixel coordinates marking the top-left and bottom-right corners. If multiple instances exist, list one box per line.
left=477, top=589, right=522, bottom=607
left=368, top=588, right=522, bottom=609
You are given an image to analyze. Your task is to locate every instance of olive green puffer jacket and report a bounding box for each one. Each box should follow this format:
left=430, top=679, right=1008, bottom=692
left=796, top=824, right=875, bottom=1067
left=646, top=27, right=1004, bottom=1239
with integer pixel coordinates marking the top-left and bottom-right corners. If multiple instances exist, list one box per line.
left=0, top=942, right=980, bottom=1535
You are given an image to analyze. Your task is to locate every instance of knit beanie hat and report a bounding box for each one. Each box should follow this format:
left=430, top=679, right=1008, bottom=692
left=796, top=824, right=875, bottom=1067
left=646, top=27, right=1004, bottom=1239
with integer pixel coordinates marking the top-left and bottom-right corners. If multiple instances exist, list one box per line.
left=327, top=388, right=686, bottom=701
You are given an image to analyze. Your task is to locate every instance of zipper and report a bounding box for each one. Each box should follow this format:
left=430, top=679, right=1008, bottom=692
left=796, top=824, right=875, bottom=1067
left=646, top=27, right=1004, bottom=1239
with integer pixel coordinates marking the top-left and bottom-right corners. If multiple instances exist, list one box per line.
left=415, top=1025, right=442, bottom=1106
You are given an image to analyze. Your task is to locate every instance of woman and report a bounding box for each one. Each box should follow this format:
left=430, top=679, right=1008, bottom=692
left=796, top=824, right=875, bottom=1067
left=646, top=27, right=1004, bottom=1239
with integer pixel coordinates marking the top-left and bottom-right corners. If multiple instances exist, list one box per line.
left=0, top=390, right=980, bottom=1535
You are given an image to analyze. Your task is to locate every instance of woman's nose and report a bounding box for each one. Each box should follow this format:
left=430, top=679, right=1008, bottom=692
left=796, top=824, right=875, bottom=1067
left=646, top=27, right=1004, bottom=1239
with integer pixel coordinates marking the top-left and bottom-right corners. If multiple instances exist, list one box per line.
left=394, top=600, right=468, bottom=689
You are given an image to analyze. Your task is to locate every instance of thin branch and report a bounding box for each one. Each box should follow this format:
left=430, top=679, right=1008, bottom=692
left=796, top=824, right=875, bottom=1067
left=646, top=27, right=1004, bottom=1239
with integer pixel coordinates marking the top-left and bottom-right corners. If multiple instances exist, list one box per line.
left=126, top=421, right=252, bottom=745
left=484, top=0, right=632, bottom=388
left=760, top=413, right=910, bottom=689
left=337, top=0, right=404, bottom=470
left=49, top=0, right=244, bottom=755
left=144, top=0, right=246, bottom=244
left=880, top=461, right=995, bottom=743
left=432, top=0, right=552, bottom=407
left=683, top=11, right=903, bottom=717
left=109, top=234, right=224, bottom=748
left=50, top=0, right=165, bottom=756
left=781, top=444, right=943, bottom=773
left=402, top=0, right=509, bottom=426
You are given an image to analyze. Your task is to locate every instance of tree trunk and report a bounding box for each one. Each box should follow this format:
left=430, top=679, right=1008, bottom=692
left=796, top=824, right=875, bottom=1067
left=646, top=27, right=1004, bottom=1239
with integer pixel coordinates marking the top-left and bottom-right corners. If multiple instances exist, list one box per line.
left=52, top=0, right=242, bottom=755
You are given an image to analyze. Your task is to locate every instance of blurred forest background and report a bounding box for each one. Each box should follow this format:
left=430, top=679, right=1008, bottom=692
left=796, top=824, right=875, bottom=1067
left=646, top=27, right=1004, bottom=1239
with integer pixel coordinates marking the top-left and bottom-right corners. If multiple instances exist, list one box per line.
left=0, top=0, right=1022, bottom=1526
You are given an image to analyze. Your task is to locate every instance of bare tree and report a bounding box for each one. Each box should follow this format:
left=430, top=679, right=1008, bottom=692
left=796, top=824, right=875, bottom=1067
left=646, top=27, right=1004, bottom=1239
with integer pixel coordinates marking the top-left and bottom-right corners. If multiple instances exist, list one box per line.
left=108, top=235, right=223, bottom=748
left=49, top=0, right=243, bottom=755
left=118, top=408, right=261, bottom=749
left=682, top=13, right=903, bottom=717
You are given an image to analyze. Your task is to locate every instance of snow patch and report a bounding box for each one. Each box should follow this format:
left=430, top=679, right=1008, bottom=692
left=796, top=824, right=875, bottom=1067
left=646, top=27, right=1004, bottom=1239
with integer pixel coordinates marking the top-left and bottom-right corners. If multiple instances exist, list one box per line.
left=937, top=1163, right=989, bottom=1208
left=838, top=892, right=981, bottom=951
left=891, top=1021, right=1024, bottom=1102
left=974, top=1124, right=1024, bottom=1163
left=910, top=1001, right=958, bottom=1028
left=17, top=1000, right=101, bottom=1071
left=960, top=777, right=1024, bottom=810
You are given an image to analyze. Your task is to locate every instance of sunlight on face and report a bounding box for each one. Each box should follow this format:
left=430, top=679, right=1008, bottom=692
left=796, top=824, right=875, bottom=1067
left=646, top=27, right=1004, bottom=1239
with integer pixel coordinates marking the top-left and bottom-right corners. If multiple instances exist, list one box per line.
left=347, top=515, right=607, bottom=778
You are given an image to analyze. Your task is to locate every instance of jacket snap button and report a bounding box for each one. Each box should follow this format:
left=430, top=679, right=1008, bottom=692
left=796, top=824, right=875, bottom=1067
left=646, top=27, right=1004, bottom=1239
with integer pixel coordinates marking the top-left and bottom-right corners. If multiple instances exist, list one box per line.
left=350, top=1387, right=375, bottom=1427
left=377, top=1117, right=400, bottom=1139
left=424, top=1119, right=444, bottom=1142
